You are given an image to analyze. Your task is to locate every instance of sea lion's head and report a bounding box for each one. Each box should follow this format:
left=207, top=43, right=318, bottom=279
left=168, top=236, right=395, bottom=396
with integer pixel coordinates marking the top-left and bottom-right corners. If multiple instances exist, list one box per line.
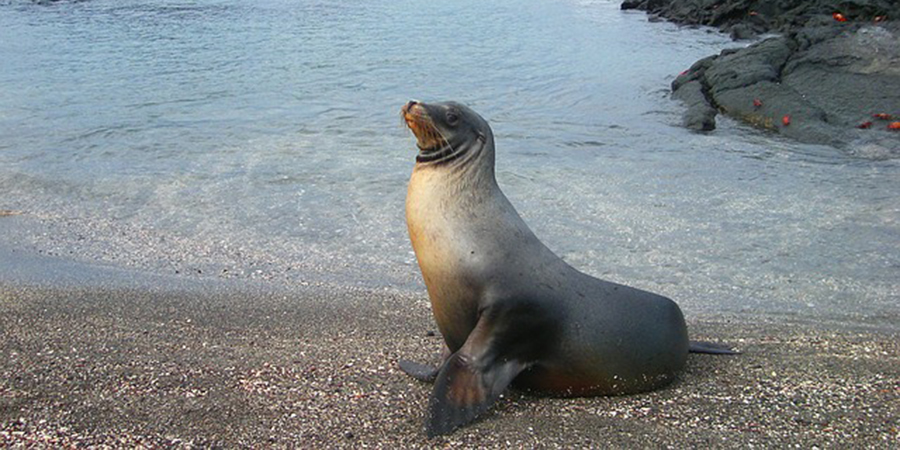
left=401, top=100, right=492, bottom=165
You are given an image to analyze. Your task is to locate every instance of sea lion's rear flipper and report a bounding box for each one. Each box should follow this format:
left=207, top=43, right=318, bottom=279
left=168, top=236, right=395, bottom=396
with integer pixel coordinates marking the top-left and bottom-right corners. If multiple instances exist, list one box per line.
left=689, top=340, right=740, bottom=355
left=398, top=359, right=439, bottom=382
left=426, top=315, right=530, bottom=437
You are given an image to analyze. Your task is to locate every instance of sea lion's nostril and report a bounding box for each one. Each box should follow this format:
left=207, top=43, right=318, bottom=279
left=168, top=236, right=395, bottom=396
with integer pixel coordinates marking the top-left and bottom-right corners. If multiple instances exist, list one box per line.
left=405, top=100, right=418, bottom=112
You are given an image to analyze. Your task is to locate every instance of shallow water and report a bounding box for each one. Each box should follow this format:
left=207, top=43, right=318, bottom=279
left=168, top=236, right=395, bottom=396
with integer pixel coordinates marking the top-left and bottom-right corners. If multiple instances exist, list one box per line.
left=1, top=0, right=898, bottom=328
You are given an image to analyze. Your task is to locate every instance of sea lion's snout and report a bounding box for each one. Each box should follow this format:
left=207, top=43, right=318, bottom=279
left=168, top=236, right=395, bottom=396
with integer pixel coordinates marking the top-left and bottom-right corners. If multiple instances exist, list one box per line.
left=402, top=100, right=424, bottom=123
left=402, top=101, right=422, bottom=128
left=402, top=101, right=444, bottom=151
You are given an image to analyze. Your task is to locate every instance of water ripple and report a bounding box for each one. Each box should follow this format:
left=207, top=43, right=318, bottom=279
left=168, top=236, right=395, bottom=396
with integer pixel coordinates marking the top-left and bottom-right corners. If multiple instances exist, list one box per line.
left=0, top=0, right=897, bottom=324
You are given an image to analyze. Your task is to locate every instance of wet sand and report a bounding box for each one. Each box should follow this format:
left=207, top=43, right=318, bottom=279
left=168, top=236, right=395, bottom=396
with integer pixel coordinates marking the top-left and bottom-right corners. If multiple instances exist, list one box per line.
left=1, top=249, right=898, bottom=448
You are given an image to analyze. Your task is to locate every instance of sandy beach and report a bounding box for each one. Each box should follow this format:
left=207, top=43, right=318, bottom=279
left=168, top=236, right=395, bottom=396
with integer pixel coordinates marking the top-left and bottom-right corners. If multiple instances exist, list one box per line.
left=1, top=248, right=898, bottom=448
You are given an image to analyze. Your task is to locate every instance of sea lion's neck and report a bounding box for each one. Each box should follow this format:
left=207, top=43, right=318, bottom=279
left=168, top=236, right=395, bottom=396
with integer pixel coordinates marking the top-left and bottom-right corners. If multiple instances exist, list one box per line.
left=406, top=138, right=502, bottom=349
left=415, top=132, right=492, bottom=177
left=408, top=141, right=500, bottom=230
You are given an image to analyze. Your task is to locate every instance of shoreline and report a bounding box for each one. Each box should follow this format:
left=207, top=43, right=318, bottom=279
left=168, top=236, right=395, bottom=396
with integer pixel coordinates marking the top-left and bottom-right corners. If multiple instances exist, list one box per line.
left=3, top=210, right=898, bottom=335
left=2, top=246, right=898, bottom=447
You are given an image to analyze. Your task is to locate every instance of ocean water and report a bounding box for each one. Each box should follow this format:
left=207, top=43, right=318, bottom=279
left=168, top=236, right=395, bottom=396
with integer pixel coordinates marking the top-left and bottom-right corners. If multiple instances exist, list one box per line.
left=1, top=0, right=898, bottom=328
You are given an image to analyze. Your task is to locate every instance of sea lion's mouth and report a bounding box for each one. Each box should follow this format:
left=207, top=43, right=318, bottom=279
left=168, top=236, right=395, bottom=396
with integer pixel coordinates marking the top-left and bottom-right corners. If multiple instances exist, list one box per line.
left=402, top=101, right=446, bottom=152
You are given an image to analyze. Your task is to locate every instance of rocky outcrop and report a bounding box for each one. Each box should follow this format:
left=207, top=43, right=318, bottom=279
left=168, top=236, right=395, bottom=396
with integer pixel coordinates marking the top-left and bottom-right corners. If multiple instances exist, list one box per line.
left=626, top=0, right=900, bottom=155
left=622, top=0, right=894, bottom=40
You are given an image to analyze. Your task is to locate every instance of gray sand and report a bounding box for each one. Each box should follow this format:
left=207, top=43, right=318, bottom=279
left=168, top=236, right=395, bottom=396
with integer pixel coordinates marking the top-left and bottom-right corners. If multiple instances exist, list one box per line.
left=1, top=252, right=898, bottom=448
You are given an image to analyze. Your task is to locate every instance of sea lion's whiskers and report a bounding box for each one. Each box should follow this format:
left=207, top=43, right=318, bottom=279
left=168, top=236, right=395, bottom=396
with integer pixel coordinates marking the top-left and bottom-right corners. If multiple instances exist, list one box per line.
left=432, top=124, right=454, bottom=152
left=423, top=121, right=452, bottom=152
left=410, top=113, right=451, bottom=150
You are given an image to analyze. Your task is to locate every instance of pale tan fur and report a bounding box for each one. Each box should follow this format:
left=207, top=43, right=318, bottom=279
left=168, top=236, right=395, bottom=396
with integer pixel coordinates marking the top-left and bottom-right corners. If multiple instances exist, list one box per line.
left=406, top=164, right=481, bottom=348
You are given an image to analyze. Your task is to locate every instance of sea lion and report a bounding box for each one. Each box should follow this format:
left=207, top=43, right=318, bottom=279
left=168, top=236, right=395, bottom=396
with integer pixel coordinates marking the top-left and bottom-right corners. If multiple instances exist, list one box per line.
left=399, top=100, right=735, bottom=437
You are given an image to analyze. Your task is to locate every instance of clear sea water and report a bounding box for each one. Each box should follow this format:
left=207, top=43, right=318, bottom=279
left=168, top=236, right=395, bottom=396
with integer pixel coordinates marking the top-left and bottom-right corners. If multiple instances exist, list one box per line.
left=1, top=0, right=897, bottom=328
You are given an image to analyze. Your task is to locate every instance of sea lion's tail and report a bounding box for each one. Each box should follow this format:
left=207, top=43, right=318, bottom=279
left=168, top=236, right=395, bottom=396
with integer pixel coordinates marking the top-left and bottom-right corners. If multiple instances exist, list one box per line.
left=689, top=340, right=740, bottom=355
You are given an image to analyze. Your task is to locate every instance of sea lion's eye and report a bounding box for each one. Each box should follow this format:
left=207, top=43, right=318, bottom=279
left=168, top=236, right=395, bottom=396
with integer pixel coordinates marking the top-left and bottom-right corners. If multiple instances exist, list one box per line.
left=446, top=111, right=459, bottom=126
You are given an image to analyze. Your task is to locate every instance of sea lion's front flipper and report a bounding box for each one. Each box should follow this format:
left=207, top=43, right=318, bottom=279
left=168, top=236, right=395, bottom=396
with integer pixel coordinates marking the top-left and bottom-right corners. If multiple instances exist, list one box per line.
left=398, top=359, right=440, bottom=382
left=426, top=316, right=529, bottom=437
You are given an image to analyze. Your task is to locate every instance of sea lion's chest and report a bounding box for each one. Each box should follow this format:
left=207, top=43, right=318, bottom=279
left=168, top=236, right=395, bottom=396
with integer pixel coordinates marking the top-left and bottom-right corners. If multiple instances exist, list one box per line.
left=406, top=167, right=483, bottom=349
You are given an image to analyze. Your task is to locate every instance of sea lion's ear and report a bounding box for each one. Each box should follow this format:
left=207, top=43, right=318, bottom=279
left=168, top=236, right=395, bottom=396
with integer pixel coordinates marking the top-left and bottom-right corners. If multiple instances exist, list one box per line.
left=425, top=317, right=528, bottom=437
